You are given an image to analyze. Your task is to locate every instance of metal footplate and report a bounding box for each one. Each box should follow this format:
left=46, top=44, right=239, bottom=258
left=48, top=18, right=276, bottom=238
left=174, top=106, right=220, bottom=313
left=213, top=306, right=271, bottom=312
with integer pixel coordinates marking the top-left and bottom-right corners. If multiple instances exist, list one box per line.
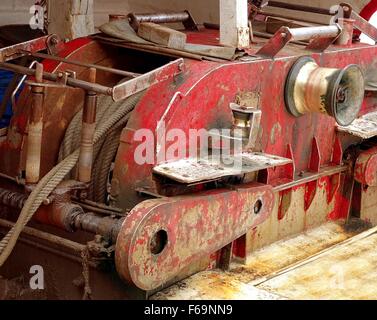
left=153, top=152, right=293, bottom=184
left=337, top=111, right=377, bottom=139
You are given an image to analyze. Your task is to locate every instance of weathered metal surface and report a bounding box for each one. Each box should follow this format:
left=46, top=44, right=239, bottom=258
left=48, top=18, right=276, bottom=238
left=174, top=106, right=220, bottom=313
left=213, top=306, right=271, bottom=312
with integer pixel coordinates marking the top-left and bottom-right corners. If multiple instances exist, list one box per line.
left=112, top=58, right=184, bottom=101
left=0, top=187, right=26, bottom=209
left=0, top=36, right=51, bottom=62
left=355, top=146, right=377, bottom=186
left=78, top=68, right=97, bottom=183
left=115, top=183, right=274, bottom=291
left=152, top=220, right=368, bottom=300
left=153, top=153, right=292, bottom=184
left=360, top=186, right=377, bottom=226
left=351, top=10, right=377, bottom=43
left=25, top=63, right=44, bottom=184
left=284, top=56, right=364, bottom=126
left=337, top=111, right=377, bottom=139
left=113, top=43, right=377, bottom=210
left=0, top=39, right=121, bottom=178
left=128, top=11, right=199, bottom=32
left=0, top=1, right=377, bottom=297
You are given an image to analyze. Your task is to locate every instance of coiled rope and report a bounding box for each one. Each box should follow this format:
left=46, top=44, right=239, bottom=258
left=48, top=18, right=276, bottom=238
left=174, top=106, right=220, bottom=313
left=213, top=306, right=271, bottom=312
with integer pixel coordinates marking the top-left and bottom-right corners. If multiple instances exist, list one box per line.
left=0, top=92, right=142, bottom=267
left=59, top=94, right=131, bottom=203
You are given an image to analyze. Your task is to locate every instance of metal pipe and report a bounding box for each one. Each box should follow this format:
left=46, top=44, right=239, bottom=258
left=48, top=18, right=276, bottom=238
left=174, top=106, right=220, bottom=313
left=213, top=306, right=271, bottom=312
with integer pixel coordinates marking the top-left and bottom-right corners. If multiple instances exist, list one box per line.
left=0, top=187, right=123, bottom=242
left=0, top=62, right=113, bottom=96
left=258, top=11, right=323, bottom=26
left=28, top=52, right=141, bottom=79
left=289, top=25, right=340, bottom=41
left=12, top=61, right=38, bottom=111
left=268, top=1, right=334, bottom=16
left=26, top=62, right=44, bottom=184
left=0, top=218, right=86, bottom=254
left=128, top=11, right=198, bottom=31
left=253, top=30, right=307, bottom=45
left=78, top=68, right=97, bottom=183
left=0, top=172, right=25, bottom=185
left=74, top=214, right=124, bottom=243
left=273, top=165, right=348, bottom=192
left=0, top=188, right=27, bottom=209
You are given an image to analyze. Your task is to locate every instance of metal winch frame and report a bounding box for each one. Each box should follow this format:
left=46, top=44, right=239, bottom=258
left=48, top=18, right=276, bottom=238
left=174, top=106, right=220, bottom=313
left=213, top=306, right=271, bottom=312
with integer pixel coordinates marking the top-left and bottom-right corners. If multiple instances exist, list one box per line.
left=0, top=1, right=377, bottom=299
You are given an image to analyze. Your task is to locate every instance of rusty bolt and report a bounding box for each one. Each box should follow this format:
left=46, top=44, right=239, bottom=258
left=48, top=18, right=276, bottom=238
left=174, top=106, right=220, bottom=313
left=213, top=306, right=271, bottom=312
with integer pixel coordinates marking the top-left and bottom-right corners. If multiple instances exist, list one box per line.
left=79, top=190, right=88, bottom=200
left=50, top=37, right=59, bottom=45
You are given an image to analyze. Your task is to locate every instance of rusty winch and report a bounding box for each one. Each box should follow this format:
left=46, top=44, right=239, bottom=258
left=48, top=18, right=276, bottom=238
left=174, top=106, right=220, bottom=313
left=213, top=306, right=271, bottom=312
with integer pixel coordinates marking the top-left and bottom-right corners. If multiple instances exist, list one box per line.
left=0, top=0, right=377, bottom=300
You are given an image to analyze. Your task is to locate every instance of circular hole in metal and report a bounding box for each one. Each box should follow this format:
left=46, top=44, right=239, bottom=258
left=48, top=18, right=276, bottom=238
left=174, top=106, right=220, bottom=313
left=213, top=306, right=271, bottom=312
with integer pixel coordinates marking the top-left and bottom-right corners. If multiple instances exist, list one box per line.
left=253, top=199, right=263, bottom=215
left=150, top=230, right=168, bottom=255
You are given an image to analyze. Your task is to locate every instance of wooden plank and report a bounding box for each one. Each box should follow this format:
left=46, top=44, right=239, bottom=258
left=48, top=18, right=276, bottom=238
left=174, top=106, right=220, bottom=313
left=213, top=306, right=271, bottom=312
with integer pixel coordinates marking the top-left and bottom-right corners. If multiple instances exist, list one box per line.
left=220, top=0, right=250, bottom=48
left=47, top=0, right=94, bottom=40
left=137, top=22, right=187, bottom=50
left=257, top=226, right=377, bottom=299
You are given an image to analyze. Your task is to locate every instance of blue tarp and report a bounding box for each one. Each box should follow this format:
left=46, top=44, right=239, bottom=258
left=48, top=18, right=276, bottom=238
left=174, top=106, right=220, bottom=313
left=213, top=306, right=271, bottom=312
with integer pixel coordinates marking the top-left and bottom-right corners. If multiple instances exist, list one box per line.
left=0, top=70, right=14, bottom=128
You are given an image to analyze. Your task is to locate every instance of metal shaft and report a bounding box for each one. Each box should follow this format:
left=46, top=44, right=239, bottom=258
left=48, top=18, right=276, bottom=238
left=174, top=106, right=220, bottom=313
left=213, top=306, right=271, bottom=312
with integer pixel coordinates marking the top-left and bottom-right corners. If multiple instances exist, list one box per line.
left=79, top=68, right=97, bottom=183
left=128, top=11, right=196, bottom=31
left=28, top=52, right=141, bottom=78
left=268, top=1, right=334, bottom=16
left=0, top=62, right=113, bottom=96
left=0, top=187, right=123, bottom=242
left=26, top=62, right=44, bottom=184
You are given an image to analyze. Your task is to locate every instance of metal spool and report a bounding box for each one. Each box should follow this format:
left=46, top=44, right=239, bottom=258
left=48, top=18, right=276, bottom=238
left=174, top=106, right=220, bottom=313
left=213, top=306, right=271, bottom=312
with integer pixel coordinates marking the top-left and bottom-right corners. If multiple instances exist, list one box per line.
left=285, top=56, right=365, bottom=126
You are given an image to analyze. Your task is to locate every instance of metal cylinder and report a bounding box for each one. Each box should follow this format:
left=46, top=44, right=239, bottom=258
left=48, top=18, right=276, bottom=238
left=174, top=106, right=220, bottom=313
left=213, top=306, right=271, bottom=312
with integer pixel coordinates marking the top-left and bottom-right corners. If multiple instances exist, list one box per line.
left=268, top=1, right=334, bottom=16
left=285, top=56, right=365, bottom=126
left=0, top=186, right=123, bottom=242
left=26, top=62, right=44, bottom=184
left=290, top=25, right=340, bottom=41
left=128, top=11, right=196, bottom=31
left=78, top=68, right=97, bottom=183
left=0, top=187, right=27, bottom=209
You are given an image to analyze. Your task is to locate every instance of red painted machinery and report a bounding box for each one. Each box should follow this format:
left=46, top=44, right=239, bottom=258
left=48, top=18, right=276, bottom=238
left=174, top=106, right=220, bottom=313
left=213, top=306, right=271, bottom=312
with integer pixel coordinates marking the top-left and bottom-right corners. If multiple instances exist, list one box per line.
left=1, top=1, right=377, bottom=299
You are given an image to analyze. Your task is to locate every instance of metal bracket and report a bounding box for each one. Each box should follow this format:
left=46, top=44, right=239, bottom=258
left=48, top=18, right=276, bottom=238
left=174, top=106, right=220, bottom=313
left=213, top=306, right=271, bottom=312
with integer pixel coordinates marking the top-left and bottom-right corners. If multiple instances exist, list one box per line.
left=0, top=34, right=61, bottom=63
left=112, top=58, right=184, bottom=101
left=256, top=25, right=342, bottom=58
left=115, top=183, right=275, bottom=291
left=351, top=11, right=377, bottom=44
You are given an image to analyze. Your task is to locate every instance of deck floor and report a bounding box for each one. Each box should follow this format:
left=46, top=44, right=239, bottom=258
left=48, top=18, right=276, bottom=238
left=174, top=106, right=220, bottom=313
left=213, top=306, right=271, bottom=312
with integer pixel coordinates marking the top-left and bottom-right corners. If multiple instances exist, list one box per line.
left=152, top=220, right=375, bottom=300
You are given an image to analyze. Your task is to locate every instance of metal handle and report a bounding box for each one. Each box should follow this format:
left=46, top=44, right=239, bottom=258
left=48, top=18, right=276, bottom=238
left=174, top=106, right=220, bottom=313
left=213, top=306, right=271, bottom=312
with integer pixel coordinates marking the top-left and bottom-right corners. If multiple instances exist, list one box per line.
left=11, top=60, right=38, bottom=110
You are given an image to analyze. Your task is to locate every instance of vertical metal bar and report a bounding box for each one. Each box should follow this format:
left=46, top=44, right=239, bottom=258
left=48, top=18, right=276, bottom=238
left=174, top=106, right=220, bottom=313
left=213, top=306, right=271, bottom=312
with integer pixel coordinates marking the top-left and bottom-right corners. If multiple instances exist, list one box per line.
left=78, top=68, right=97, bottom=183
left=26, top=62, right=44, bottom=184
